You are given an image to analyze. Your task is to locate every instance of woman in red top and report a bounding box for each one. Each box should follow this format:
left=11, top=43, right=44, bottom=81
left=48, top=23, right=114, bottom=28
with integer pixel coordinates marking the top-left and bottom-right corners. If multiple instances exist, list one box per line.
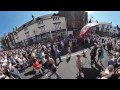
left=32, top=58, right=43, bottom=75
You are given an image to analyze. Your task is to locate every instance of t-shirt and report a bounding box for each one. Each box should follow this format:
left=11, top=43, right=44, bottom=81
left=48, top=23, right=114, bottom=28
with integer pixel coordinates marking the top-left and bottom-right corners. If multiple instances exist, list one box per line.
left=17, top=58, right=23, bottom=65
left=0, top=74, right=6, bottom=79
left=76, top=59, right=83, bottom=69
left=42, top=58, right=47, bottom=64
left=31, top=52, right=36, bottom=59
left=61, top=41, right=64, bottom=47
left=115, top=52, right=120, bottom=58
left=10, top=68, right=20, bottom=79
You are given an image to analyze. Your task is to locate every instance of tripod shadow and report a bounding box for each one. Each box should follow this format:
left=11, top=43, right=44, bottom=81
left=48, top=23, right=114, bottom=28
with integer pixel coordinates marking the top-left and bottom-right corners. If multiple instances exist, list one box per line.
left=29, top=74, right=43, bottom=79
left=80, top=67, right=101, bottom=79
left=24, top=70, right=36, bottom=76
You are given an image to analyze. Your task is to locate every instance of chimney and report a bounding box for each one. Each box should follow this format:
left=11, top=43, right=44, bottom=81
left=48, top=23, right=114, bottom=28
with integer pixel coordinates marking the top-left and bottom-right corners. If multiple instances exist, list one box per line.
left=32, top=15, right=35, bottom=20
left=4, top=33, right=6, bottom=36
left=13, top=28, right=15, bottom=32
left=15, top=26, right=17, bottom=30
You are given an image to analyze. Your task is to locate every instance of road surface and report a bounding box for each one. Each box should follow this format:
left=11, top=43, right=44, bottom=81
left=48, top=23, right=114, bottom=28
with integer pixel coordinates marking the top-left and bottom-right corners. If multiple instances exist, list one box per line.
left=20, top=48, right=109, bottom=79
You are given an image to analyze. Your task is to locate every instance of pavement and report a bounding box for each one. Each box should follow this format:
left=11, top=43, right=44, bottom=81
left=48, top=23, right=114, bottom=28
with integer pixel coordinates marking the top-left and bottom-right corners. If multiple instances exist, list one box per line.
left=20, top=48, right=110, bottom=79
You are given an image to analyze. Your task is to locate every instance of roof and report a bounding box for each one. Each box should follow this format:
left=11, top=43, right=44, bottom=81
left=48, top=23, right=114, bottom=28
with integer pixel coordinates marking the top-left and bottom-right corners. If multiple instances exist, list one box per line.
left=17, top=13, right=57, bottom=32
left=98, top=22, right=111, bottom=25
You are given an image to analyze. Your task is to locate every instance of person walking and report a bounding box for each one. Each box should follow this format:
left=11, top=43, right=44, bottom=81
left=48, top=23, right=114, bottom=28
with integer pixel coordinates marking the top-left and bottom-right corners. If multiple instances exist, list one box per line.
left=66, top=45, right=71, bottom=63
left=90, top=45, right=98, bottom=68
left=97, top=46, right=105, bottom=68
left=76, top=54, right=84, bottom=79
left=47, top=57, right=61, bottom=79
left=54, top=45, right=63, bottom=66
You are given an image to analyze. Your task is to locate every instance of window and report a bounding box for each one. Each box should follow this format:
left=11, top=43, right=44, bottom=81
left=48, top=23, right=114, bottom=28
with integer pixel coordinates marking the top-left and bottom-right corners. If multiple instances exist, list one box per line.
left=24, top=27, right=28, bottom=31
left=38, top=20, right=43, bottom=25
left=25, top=31, right=30, bottom=38
left=33, top=30, right=37, bottom=35
left=38, top=25, right=45, bottom=33
left=53, top=22, right=61, bottom=30
left=23, top=24, right=28, bottom=31
left=53, top=16, right=59, bottom=21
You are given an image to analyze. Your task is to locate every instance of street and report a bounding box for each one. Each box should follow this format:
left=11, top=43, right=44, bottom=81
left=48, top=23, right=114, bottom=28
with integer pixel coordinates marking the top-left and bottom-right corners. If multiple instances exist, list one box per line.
left=20, top=47, right=110, bottom=79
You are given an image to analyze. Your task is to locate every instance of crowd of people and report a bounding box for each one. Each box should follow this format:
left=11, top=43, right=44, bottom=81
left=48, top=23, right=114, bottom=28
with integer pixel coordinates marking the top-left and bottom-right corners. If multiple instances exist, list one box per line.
left=0, top=35, right=93, bottom=79
left=1, top=33, right=120, bottom=79
left=76, top=36, right=120, bottom=79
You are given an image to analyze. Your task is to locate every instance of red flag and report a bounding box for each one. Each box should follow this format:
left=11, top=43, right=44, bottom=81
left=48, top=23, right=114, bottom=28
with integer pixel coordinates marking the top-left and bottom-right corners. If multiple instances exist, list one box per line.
left=80, top=23, right=100, bottom=38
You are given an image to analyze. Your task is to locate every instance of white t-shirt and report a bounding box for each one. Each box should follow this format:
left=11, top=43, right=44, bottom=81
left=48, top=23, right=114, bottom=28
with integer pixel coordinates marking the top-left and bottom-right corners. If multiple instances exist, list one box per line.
left=61, top=41, right=64, bottom=47
left=0, top=74, right=6, bottom=79
left=14, top=55, right=18, bottom=60
left=53, top=45, right=56, bottom=51
left=69, top=41, right=72, bottom=47
left=47, top=43, right=51, bottom=47
left=22, top=57, right=27, bottom=63
left=2, top=59, right=8, bottom=67
left=42, top=52, right=45, bottom=57
left=42, top=58, right=47, bottom=64
left=87, top=38, right=90, bottom=43
left=42, top=45, right=46, bottom=50
left=17, top=58, right=23, bottom=65
left=116, top=52, right=120, bottom=58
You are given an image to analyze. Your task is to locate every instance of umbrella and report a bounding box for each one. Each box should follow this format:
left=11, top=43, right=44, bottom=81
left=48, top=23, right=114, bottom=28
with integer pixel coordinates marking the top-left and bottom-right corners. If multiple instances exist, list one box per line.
left=80, top=23, right=100, bottom=39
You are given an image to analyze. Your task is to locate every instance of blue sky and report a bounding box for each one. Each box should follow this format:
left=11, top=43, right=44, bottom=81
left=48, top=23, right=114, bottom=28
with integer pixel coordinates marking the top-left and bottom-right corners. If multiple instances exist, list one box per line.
left=0, top=11, right=58, bottom=37
left=88, top=11, right=120, bottom=26
left=0, top=11, right=120, bottom=37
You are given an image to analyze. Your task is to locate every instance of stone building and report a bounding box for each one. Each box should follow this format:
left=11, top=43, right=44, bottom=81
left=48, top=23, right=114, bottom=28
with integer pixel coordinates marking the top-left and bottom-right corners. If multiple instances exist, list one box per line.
left=58, top=11, right=88, bottom=37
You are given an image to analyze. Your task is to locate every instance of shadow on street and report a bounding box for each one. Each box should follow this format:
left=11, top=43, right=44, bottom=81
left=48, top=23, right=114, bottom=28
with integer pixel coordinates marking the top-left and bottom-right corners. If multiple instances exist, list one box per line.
left=81, top=68, right=101, bottom=79
left=29, top=74, right=43, bottom=79
left=24, top=70, right=36, bottom=76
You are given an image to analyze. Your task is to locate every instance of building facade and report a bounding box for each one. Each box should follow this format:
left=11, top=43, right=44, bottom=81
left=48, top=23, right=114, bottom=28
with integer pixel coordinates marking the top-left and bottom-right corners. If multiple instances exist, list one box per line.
left=13, top=14, right=67, bottom=47
left=58, top=11, right=88, bottom=36
left=1, top=11, right=88, bottom=50
left=91, top=21, right=119, bottom=37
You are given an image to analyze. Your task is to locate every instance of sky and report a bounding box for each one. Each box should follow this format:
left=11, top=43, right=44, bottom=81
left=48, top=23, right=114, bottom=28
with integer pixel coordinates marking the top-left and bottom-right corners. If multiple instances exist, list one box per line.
left=87, top=11, right=120, bottom=26
left=0, top=11, right=120, bottom=37
left=0, top=11, right=58, bottom=37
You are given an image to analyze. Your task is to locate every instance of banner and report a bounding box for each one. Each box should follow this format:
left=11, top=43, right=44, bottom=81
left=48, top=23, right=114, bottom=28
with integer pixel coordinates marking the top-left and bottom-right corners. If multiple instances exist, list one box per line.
left=80, top=23, right=100, bottom=38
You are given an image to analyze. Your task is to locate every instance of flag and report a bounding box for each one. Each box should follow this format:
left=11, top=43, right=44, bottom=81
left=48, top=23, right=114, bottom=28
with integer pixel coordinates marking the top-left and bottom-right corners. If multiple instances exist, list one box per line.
left=80, top=23, right=100, bottom=39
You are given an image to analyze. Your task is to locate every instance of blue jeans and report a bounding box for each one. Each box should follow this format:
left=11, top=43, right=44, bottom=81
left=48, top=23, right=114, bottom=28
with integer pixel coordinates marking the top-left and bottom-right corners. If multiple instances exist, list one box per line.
left=10, top=69, right=21, bottom=79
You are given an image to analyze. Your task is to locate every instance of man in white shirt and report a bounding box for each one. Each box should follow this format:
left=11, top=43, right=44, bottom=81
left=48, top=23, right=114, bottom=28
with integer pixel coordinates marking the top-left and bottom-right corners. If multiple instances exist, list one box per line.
left=16, top=56, right=24, bottom=71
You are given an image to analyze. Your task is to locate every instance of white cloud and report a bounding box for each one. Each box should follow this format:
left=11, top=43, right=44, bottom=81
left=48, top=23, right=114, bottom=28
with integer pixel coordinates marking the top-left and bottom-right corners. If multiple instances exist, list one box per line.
left=86, top=11, right=95, bottom=15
